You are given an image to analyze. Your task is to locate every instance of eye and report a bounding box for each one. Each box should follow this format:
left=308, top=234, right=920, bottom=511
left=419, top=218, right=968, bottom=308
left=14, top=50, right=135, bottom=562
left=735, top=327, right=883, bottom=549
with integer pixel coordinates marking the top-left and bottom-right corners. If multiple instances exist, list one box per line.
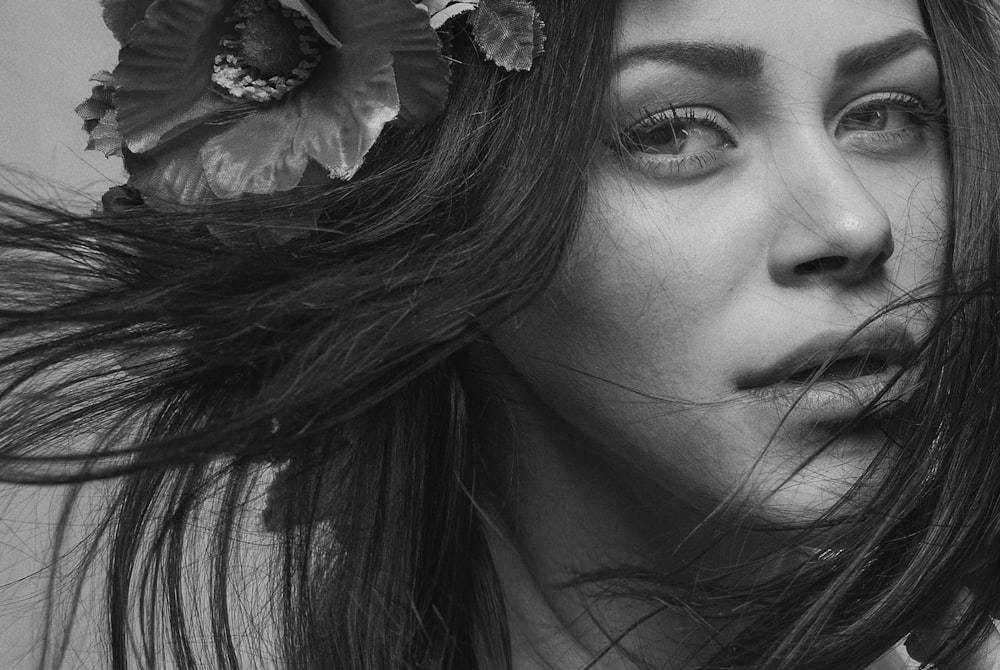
left=619, top=107, right=737, bottom=179
left=834, top=92, right=943, bottom=153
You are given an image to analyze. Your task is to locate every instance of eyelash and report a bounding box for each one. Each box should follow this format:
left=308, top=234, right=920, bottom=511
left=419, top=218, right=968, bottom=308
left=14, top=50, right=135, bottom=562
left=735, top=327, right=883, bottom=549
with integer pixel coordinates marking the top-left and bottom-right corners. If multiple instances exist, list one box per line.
left=617, top=106, right=736, bottom=179
left=616, top=92, right=944, bottom=179
left=835, top=91, right=944, bottom=153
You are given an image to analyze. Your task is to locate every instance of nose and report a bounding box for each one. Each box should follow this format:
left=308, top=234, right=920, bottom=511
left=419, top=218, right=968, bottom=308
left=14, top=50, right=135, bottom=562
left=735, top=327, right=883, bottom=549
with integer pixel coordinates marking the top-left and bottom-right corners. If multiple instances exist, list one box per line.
left=767, top=140, right=895, bottom=287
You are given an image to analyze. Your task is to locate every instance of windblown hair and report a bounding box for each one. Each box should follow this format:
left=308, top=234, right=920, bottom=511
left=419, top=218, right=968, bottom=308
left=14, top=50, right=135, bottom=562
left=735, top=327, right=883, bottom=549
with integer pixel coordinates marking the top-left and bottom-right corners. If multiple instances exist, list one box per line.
left=1, top=1, right=1000, bottom=669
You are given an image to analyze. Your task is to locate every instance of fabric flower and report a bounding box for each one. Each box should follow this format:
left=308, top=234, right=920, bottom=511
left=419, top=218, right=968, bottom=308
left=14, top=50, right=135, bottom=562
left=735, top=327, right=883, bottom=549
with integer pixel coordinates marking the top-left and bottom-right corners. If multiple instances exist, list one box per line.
left=469, top=0, right=545, bottom=72
left=420, top=0, right=545, bottom=71
left=93, top=0, right=451, bottom=205
left=75, top=71, right=124, bottom=157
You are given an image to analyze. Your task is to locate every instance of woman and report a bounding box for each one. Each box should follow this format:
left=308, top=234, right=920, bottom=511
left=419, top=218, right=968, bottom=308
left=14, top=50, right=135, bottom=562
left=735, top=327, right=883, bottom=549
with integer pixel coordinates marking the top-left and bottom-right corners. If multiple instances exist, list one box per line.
left=2, top=0, right=1000, bottom=667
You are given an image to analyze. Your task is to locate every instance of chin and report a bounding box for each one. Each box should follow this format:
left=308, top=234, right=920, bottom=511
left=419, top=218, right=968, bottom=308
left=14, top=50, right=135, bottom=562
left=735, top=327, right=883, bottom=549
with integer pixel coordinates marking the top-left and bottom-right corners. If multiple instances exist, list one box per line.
left=744, top=427, right=892, bottom=523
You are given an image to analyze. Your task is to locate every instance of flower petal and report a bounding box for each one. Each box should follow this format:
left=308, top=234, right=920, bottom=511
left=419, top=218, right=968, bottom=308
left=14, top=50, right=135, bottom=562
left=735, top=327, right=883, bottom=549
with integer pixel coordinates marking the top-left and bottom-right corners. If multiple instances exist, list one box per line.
left=428, top=1, right=478, bottom=30
left=125, top=92, right=237, bottom=155
left=88, top=71, right=116, bottom=105
left=100, top=0, right=157, bottom=44
left=125, top=125, right=220, bottom=207
left=199, top=111, right=311, bottom=199
left=325, top=0, right=449, bottom=124
left=274, top=0, right=340, bottom=46
left=293, top=44, right=399, bottom=179
left=419, top=0, right=456, bottom=15
left=198, top=44, right=399, bottom=197
left=76, top=97, right=108, bottom=125
left=472, top=0, right=541, bottom=72
left=86, top=110, right=125, bottom=158
left=100, top=185, right=145, bottom=214
left=76, top=71, right=116, bottom=124
left=114, top=0, right=236, bottom=153
left=76, top=72, right=123, bottom=156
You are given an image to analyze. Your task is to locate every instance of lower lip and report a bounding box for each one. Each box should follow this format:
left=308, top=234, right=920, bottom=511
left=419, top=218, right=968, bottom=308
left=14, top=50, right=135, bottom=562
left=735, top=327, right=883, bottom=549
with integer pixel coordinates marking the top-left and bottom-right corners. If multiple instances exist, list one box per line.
left=743, top=369, right=910, bottom=423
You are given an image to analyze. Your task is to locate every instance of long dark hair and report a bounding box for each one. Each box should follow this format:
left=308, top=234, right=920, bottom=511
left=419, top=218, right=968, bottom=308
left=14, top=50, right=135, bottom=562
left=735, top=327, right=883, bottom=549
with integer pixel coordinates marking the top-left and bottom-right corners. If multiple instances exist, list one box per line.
left=1, top=0, right=1000, bottom=668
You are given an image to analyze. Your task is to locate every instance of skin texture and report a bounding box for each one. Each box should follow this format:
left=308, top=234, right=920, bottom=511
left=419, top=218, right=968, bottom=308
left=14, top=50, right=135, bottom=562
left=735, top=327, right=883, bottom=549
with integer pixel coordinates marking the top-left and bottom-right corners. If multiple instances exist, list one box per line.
left=486, top=0, right=955, bottom=666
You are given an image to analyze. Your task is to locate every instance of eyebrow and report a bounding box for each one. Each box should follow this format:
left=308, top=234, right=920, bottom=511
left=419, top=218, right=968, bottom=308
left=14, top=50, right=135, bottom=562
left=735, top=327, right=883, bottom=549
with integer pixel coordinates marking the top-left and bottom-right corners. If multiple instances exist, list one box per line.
left=833, top=30, right=937, bottom=80
left=615, top=42, right=764, bottom=79
left=615, top=30, right=937, bottom=81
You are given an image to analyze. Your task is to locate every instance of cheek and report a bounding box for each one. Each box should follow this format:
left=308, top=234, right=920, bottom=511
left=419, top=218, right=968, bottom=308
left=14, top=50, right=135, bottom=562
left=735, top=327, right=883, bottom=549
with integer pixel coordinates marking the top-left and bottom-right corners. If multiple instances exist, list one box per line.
left=489, top=174, right=770, bottom=497
left=551, top=169, right=776, bottom=380
left=505, top=189, right=744, bottom=400
left=851, top=149, right=949, bottom=282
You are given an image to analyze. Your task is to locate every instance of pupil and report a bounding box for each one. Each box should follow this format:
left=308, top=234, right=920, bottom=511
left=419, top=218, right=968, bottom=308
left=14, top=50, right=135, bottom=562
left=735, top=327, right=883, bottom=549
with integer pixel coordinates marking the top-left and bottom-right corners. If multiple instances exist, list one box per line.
left=854, top=107, right=887, bottom=130
left=651, top=123, right=689, bottom=154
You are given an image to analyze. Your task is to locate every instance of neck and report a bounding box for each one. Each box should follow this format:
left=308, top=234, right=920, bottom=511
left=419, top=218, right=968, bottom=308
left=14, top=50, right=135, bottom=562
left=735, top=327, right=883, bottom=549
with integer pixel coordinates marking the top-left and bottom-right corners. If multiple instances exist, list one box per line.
left=472, top=344, right=807, bottom=669
left=474, top=359, right=722, bottom=669
left=485, top=517, right=729, bottom=670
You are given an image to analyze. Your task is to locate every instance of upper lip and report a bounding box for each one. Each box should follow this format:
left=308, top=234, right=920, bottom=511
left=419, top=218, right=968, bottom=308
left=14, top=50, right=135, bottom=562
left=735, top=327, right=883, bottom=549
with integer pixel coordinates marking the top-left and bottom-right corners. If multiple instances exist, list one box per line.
left=736, top=323, right=920, bottom=390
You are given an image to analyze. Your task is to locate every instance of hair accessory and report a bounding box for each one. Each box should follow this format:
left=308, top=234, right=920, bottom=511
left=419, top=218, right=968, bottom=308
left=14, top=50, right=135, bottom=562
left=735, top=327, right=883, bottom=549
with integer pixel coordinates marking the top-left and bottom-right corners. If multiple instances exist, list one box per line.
left=77, top=0, right=545, bottom=209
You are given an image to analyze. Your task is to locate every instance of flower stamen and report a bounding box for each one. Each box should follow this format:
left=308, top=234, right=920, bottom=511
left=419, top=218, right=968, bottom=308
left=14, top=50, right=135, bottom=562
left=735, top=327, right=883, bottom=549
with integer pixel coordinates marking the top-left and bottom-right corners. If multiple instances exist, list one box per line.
left=211, top=0, right=326, bottom=103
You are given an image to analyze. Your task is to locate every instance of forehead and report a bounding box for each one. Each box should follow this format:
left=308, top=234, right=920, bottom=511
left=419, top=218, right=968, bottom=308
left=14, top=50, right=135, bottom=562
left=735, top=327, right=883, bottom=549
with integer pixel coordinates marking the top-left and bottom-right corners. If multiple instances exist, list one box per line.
left=615, top=0, right=929, bottom=65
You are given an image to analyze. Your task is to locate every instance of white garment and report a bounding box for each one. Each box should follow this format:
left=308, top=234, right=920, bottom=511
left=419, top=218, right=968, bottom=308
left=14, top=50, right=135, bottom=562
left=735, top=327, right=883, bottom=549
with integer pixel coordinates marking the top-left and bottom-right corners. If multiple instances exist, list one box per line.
left=869, top=642, right=919, bottom=670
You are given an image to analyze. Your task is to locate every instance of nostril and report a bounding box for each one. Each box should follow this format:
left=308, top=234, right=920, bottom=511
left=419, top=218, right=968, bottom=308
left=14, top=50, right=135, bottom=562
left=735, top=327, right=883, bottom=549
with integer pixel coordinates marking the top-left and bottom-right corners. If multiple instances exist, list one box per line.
left=794, top=256, right=849, bottom=275
left=871, top=250, right=890, bottom=267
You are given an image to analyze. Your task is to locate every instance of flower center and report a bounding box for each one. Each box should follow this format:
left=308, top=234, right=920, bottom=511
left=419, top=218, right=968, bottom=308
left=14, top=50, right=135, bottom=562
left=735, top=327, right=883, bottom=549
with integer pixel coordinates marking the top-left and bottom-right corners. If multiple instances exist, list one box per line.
left=212, top=0, right=323, bottom=103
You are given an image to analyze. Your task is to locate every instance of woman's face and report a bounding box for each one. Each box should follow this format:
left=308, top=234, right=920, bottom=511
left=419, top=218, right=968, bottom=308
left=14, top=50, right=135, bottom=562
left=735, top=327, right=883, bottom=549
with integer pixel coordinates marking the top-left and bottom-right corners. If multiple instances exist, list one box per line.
left=493, top=0, right=947, bottom=524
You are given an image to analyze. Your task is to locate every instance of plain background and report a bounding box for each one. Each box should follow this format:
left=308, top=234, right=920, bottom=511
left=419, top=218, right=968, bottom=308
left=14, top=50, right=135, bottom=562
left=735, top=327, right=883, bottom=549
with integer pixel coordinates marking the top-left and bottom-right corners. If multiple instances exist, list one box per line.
left=0, top=1, right=121, bottom=665
left=1, top=0, right=124, bottom=195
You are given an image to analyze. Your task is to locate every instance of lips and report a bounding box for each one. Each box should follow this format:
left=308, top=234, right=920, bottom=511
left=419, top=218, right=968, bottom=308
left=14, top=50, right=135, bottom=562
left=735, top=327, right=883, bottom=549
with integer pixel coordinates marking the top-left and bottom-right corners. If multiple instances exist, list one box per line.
left=737, top=324, right=921, bottom=421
